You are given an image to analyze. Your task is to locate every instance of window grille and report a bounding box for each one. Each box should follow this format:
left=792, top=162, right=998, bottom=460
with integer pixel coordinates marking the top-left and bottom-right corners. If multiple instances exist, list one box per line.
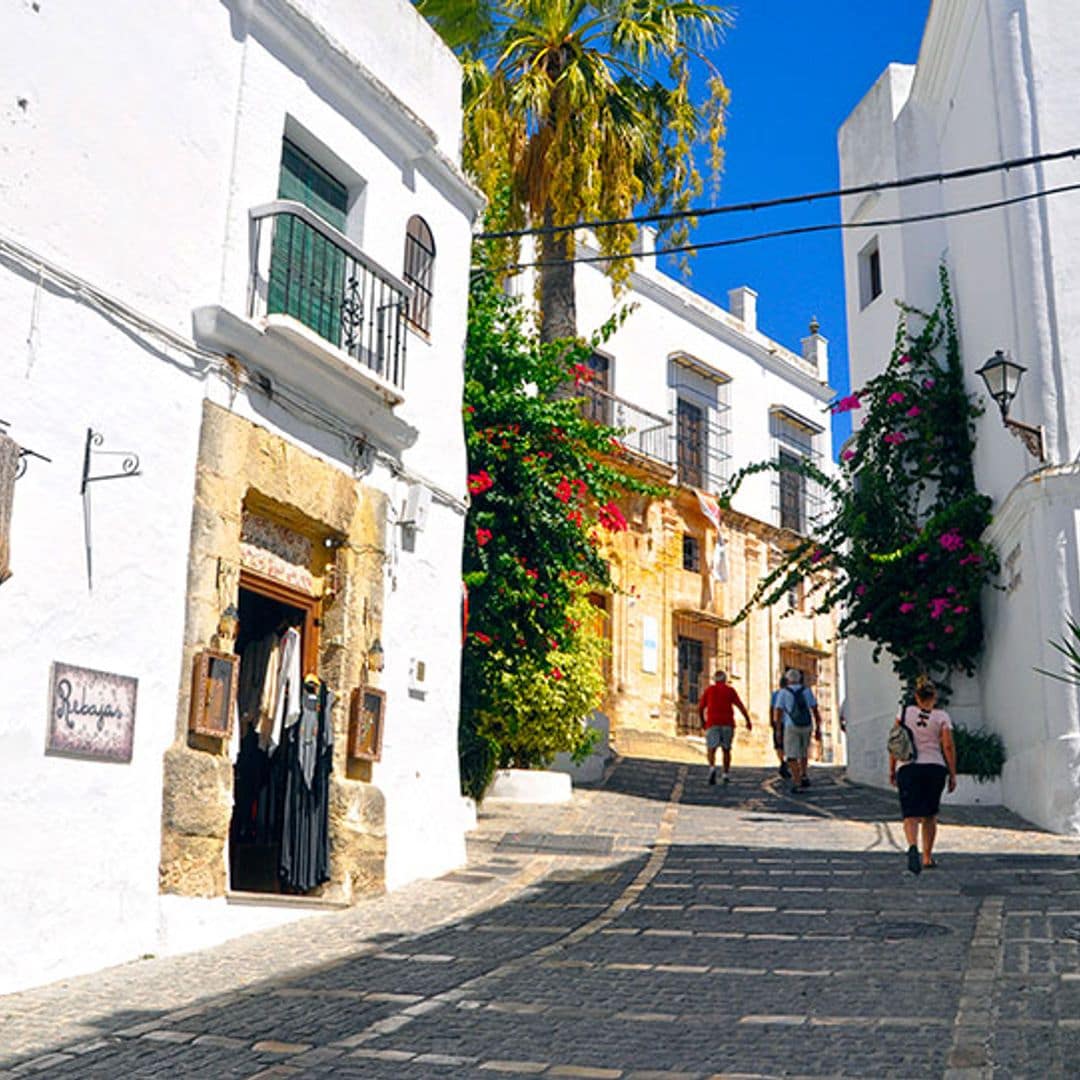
left=403, top=215, right=435, bottom=334
left=668, top=356, right=731, bottom=491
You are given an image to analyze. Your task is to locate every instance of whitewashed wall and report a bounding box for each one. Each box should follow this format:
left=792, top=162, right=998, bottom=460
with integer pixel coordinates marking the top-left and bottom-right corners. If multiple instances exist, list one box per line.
left=574, top=257, right=836, bottom=523
left=838, top=0, right=1080, bottom=828
left=0, top=0, right=475, bottom=991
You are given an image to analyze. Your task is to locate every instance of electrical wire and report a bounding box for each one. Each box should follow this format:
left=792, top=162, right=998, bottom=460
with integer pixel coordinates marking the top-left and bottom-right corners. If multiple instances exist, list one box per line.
left=0, top=231, right=467, bottom=513
left=491, top=179, right=1080, bottom=272
left=475, top=145, right=1080, bottom=241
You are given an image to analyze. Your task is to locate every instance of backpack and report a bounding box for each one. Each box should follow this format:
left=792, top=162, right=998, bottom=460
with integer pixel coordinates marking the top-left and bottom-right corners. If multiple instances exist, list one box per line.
left=789, top=685, right=812, bottom=727
left=887, top=705, right=917, bottom=762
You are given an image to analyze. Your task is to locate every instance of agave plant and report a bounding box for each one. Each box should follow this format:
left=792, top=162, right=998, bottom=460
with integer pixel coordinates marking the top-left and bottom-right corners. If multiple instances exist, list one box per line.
left=1035, top=615, right=1080, bottom=686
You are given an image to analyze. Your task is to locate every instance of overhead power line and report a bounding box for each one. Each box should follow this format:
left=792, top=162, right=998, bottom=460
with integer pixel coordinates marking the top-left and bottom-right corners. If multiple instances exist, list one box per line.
left=475, top=145, right=1080, bottom=242
left=491, top=180, right=1080, bottom=272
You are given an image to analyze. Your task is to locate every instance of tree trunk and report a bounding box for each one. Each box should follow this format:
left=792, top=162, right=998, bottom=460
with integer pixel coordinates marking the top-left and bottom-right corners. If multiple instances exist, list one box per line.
left=538, top=206, right=577, bottom=343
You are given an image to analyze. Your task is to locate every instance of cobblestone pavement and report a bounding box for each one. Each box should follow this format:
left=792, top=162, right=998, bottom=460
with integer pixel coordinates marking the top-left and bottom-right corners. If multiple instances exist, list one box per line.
left=4, top=759, right=1080, bottom=1078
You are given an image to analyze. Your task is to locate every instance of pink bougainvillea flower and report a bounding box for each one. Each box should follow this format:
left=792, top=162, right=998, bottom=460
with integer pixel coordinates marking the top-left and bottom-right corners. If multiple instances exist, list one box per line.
left=918, top=553, right=930, bottom=563
left=899, top=602, right=916, bottom=614
left=898, top=353, right=911, bottom=365
left=939, top=531, right=964, bottom=552
left=887, top=391, right=906, bottom=405
left=953, top=605, right=969, bottom=614
left=922, top=378, right=936, bottom=389
left=906, top=406, right=921, bottom=418
left=855, top=584, right=868, bottom=597
left=841, top=448, right=856, bottom=461
left=475, top=527, right=492, bottom=547
left=927, top=642, right=937, bottom=651
left=959, top=554, right=983, bottom=566
left=831, top=393, right=862, bottom=414
left=883, top=432, right=907, bottom=445
left=472, top=631, right=492, bottom=645
left=929, top=597, right=951, bottom=620
left=810, top=547, right=827, bottom=563
left=468, top=469, right=494, bottom=495
left=946, top=586, right=958, bottom=594
left=944, top=625, right=955, bottom=634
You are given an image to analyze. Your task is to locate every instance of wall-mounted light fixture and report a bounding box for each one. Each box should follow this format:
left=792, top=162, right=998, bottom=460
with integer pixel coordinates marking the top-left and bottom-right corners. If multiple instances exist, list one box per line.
left=216, top=603, right=240, bottom=643
left=367, top=637, right=384, bottom=673
left=975, top=350, right=1046, bottom=463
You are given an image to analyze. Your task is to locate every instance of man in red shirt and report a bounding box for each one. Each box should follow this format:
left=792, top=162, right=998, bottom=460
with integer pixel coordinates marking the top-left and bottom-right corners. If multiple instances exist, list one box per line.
left=697, top=670, right=752, bottom=785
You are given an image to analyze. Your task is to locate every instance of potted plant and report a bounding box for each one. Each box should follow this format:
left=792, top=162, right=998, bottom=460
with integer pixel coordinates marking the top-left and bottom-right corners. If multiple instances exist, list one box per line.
left=942, top=724, right=1006, bottom=805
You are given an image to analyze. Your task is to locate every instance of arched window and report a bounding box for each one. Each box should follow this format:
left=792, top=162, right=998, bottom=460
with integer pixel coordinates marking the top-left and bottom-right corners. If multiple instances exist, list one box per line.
left=403, top=216, right=435, bottom=334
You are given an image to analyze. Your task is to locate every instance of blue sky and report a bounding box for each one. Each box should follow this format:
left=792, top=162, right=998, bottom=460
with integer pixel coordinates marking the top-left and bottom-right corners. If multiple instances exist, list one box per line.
left=661, top=0, right=931, bottom=454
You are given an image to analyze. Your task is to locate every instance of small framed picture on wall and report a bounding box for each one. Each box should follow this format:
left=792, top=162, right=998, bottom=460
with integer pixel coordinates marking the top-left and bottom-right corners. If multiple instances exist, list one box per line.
left=189, top=649, right=238, bottom=739
left=349, top=686, right=385, bottom=762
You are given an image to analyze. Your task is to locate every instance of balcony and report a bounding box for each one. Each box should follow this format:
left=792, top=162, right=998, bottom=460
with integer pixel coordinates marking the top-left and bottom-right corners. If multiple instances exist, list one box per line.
left=248, top=200, right=410, bottom=393
left=556, top=383, right=673, bottom=467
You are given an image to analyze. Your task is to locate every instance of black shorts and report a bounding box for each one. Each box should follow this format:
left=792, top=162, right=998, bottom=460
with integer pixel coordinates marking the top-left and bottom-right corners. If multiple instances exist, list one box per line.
left=897, top=763, right=948, bottom=818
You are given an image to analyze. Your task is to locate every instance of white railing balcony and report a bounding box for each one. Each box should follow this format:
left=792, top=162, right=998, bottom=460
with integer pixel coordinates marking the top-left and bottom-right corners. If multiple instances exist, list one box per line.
left=556, top=383, right=672, bottom=464
left=247, top=201, right=410, bottom=391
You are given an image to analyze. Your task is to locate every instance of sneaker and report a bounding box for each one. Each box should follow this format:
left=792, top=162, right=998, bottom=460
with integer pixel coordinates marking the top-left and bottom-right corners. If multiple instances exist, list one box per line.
left=906, top=845, right=922, bottom=875
left=779, top=762, right=791, bottom=779
left=708, top=771, right=717, bottom=786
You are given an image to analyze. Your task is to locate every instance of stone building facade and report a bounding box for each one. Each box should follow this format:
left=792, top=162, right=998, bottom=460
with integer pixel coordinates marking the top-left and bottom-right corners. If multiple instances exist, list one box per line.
left=560, top=246, right=844, bottom=764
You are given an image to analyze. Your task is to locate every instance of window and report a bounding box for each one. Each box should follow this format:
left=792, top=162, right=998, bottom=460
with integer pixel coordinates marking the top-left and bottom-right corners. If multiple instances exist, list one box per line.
left=858, top=238, right=882, bottom=308
left=668, top=355, right=731, bottom=491
left=403, top=215, right=436, bottom=334
left=676, top=397, right=704, bottom=487
left=778, top=449, right=805, bottom=533
left=556, top=352, right=612, bottom=424
left=682, top=534, right=701, bottom=572
left=268, top=139, right=350, bottom=345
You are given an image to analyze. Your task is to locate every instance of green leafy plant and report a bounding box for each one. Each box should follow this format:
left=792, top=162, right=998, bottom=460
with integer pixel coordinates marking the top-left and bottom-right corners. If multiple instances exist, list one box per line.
left=460, top=267, right=659, bottom=798
left=952, top=724, right=1006, bottom=782
left=719, top=267, right=999, bottom=695
left=1035, top=615, right=1080, bottom=686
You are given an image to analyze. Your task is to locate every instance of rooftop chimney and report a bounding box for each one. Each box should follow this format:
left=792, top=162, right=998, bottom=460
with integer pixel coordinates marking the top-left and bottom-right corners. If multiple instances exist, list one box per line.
left=801, top=316, right=828, bottom=378
left=728, top=286, right=757, bottom=332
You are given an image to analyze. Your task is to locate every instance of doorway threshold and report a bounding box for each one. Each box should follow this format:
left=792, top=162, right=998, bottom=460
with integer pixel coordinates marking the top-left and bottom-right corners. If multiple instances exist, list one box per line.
left=225, top=889, right=350, bottom=911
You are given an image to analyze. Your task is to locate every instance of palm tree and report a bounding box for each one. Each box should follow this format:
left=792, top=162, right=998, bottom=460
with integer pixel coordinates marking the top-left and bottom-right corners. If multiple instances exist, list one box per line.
left=417, top=0, right=731, bottom=342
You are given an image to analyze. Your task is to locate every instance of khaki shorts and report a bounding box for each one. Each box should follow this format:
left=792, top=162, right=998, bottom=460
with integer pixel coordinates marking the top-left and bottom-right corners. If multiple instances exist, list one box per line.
left=783, top=724, right=811, bottom=759
left=706, top=725, right=734, bottom=750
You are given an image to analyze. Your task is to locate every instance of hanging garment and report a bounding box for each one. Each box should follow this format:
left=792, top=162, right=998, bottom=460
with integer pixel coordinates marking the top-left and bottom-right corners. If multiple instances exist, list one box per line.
left=238, top=633, right=276, bottom=732
left=279, top=683, right=334, bottom=892
left=263, top=626, right=301, bottom=754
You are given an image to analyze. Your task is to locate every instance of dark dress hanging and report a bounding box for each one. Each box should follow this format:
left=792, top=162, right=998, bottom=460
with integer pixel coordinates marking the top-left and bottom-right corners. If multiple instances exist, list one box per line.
left=279, top=682, right=334, bottom=891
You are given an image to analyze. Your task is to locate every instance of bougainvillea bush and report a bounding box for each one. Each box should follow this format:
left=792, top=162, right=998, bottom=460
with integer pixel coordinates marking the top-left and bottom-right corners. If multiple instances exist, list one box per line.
left=720, top=268, right=998, bottom=691
left=460, top=269, right=657, bottom=798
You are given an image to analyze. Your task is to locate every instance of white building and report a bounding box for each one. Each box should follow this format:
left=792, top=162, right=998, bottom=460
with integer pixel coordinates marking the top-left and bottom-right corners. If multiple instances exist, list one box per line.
left=526, top=241, right=843, bottom=763
left=838, top=0, right=1080, bottom=830
left=0, top=0, right=481, bottom=993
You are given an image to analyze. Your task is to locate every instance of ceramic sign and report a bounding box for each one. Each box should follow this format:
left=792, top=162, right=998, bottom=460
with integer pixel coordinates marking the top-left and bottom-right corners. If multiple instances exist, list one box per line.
left=46, top=662, right=138, bottom=763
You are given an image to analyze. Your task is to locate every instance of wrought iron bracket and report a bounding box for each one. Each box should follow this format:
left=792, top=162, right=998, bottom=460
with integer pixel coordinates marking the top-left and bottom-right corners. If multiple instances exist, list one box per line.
left=2, top=419, right=52, bottom=479
left=1004, top=417, right=1046, bottom=463
left=81, top=428, right=141, bottom=494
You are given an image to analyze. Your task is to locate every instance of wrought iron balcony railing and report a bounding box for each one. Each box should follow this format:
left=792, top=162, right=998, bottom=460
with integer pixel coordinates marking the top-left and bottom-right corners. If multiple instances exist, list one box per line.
left=554, top=382, right=672, bottom=464
left=248, top=201, right=410, bottom=390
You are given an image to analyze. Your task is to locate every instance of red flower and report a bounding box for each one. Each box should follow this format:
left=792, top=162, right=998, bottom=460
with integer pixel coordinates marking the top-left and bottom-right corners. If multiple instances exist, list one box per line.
left=567, top=509, right=584, bottom=527
left=475, top=527, right=492, bottom=547
left=472, top=631, right=492, bottom=645
left=550, top=667, right=564, bottom=681
left=524, top=568, right=539, bottom=581
left=468, top=470, right=494, bottom=495
left=598, top=502, right=627, bottom=532
left=554, top=477, right=574, bottom=503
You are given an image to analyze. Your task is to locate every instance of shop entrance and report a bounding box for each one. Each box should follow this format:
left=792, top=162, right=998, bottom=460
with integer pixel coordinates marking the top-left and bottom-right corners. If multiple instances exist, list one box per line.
left=229, top=570, right=324, bottom=893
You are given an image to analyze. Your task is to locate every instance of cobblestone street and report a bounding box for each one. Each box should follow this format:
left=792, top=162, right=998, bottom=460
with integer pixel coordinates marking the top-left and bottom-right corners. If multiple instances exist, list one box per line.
left=4, top=757, right=1080, bottom=1079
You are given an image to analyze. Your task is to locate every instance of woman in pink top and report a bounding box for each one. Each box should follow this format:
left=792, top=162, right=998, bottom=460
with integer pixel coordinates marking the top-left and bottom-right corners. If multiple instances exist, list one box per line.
left=888, top=676, right=957, bottom=874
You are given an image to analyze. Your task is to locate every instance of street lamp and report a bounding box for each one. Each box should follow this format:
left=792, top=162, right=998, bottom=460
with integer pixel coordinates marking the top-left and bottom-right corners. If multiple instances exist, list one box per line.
left=975, top=349, right=1046, bottom=462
